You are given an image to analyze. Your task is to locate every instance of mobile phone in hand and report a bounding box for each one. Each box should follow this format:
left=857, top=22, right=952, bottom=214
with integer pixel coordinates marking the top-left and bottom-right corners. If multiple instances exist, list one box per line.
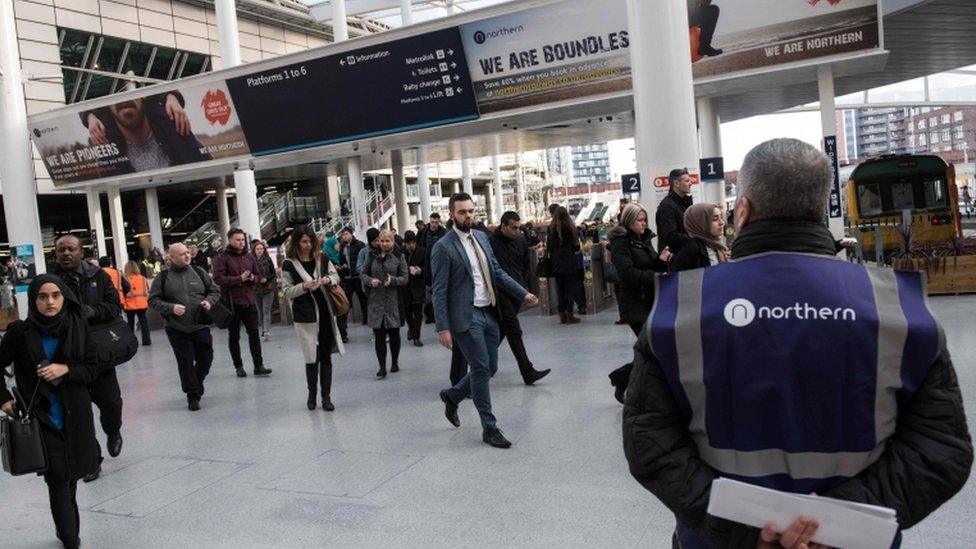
left=38, top=359, right=62, bottom=387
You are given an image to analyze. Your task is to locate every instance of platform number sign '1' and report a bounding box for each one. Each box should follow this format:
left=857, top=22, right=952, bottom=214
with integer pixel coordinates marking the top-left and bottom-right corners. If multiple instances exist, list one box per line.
left=623, top=173, right=641, bottom=194
left=699, top=157, right=724, bottom=182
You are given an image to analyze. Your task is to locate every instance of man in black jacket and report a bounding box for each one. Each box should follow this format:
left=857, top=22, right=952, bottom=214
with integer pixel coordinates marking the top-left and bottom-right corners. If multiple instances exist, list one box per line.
left=403, top=231, right=426, bottom=346
left=488, top=212, right=550, bottom=385
left=336, top=227, right=366, bottom=342
left=655, top=168, right=694, bottom=254
left=623, top=139, right=972, bottom=547
left=51, top=235, right=126, bottom=482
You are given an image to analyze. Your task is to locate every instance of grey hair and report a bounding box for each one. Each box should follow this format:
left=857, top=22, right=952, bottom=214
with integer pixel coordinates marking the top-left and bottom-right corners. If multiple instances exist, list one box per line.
left=738, top=138, right=832, bottom=222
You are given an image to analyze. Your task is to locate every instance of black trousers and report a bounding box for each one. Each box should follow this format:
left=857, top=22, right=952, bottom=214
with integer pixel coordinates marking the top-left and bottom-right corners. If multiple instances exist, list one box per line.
left=373, top=327, right=401, bottom=369
left=405, top=301, right=424, bottom=340
left=553, top=273, right=579, bottom=314
left=167, top=328, right=213, bottom=400
left=89, top=367, right=122, bottom=461
left=46, top=479, right=80, bottom=549
left=227, top=303, right=263, bottom=369
left=689, top=4, right=720, bottom=51
left=610, top=323, right=643, bottom=389
left=126, top=308, right=151, bottom=344
left=497, top=294, right=533, bottom=374
left=339, top=278, right=368, bottom=328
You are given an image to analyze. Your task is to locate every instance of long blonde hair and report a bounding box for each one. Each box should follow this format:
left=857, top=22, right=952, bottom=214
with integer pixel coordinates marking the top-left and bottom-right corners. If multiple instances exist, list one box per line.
left=123, top=260, right=142, bottom=277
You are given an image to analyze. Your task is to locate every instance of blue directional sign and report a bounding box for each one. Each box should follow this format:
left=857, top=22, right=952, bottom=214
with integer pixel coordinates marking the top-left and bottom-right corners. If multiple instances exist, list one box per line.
left=228, top=27, right=480, bottom=156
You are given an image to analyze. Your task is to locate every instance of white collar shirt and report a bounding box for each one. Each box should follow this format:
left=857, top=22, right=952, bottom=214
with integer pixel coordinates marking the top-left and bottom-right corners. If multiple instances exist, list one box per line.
left=454, top=226, right=491, bottom=307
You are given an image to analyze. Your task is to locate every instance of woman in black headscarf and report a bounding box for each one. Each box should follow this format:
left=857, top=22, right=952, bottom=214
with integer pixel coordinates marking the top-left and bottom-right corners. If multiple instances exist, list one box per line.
left=0, top=274, right=99, bottom=549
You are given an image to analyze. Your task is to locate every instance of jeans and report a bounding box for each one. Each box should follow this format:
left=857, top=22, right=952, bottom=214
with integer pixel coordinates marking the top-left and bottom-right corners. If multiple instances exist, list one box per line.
left=227, top=303, right=263, bottom=369
left=553, top=273, right=579, bottom=314
left=256, top=292, right=274, bottom=334
left=46, top=479, right=80, bottom=549
left=167, top=328, right=214, bottom=400
left=445, top=307, right=501, bottom=430
left=126, top=308, right=151, bottom=344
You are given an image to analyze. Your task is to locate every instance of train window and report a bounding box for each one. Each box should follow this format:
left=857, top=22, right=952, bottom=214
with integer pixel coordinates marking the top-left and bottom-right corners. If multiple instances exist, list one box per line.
left=922, top=179, right=947, bottom=209
left=891, top=182, right=915, bottom=210
left=858, top=183, right=883, bottom=216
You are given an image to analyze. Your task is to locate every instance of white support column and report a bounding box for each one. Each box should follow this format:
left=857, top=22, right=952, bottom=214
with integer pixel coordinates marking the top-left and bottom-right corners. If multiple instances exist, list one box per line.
left=627, top=0, right=700, bottom=233
left=144, top=187, right=165, bottom=252
left=445, top=0, right=457, bottom=15
left=348, top=156, right=368, bottom=237
left=216, top=0, right=260, bottom=239
left=86, top=189, right=107, bottom=259
left=0, top=0, right=46, bottom=315
left=417, top=147, right=432, bottom=220
left=107, top=187, right=128, bottom=267
left=400, top=0, right=413, bottom=25
left=491, top=154, right=503, bottom=223
left=818, top=65, right=845, bottom=239
left=216, top=180, right=231, bottom=244
left=331, top=0, right=349, bottom=42
left=515, top=153, right=526, bottom=219
left=391, top=150, right=410, bottom=234
left=324, top=162, right=341, bottom=216
left=696, top=97, right=724, bottom=206
left=460, top=142, right=474, bottom=196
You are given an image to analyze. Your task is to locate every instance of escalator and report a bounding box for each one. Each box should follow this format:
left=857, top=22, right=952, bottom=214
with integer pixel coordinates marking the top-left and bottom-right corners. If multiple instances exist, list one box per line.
left=185, top=191, right=321, bottom=254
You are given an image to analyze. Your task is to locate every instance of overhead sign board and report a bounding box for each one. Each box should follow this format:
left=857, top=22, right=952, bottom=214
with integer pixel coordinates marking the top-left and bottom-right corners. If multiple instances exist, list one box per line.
left=622, top=173, right=641, bottom=194
left=700, top=157, right=725, bottom=181
left=824, top=135, right=843, bottom=218
left=228, top=27, right=479, bottom=156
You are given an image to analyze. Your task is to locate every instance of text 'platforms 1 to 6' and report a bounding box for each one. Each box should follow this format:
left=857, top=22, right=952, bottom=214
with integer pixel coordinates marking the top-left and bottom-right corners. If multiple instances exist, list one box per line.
left=227, top=27, right=480, bottom=156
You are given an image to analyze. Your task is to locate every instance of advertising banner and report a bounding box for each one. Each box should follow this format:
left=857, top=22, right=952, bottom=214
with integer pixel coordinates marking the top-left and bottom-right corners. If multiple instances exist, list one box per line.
left=228, top=27, right=479, bottom=156
left=460, top=0, right=631, bottom=114
left=30, top=81, right=250, bottom=186
left=689, top=0, right=880, bottom=79
left=11, top=244, right=36, bottom=292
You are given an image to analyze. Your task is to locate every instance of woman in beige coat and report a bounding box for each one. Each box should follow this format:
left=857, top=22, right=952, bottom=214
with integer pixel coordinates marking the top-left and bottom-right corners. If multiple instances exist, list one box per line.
left=280, top=226, right=345, bottom=410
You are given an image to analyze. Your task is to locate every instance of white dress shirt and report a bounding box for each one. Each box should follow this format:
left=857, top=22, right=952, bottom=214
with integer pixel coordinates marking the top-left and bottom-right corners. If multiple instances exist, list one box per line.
left=454, top=226, right=491, bottom=307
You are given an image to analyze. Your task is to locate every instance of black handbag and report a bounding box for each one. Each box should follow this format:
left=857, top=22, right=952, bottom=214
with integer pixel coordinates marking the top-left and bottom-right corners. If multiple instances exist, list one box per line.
left=1, top=386, right=48, bottom=476
left=90, top=316, right=139, bottom=368
left=198, top=301, right=231, bottom=329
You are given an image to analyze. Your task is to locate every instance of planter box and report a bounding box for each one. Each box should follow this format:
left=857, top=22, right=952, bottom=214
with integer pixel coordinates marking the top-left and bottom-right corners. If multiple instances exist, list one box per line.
left=896, top=255, right=976, bottom=295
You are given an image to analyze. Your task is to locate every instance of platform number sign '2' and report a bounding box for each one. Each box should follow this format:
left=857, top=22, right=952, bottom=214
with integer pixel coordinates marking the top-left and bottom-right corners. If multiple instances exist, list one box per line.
left=700, top=157, right=724, bottom=182
left=623, top=173, right=641, bottom=194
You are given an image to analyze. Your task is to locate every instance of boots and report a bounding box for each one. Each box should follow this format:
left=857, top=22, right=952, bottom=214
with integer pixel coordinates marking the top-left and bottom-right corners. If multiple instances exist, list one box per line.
left=305, top=363, right=318, bottom=410
left=559, top=312, right=567, bottom=324
left=320, top=361, right=335, bottom=411
left=565, top=312, right=581, bottom=324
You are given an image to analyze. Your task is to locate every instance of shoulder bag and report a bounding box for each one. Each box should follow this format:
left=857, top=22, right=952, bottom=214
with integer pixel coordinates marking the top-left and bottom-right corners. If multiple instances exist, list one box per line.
left=90, top=316, right=139, bottom=368
left=1, top=386, right=48, bottom=476
left=160, top=267, right=231, bottom=329
left=323, top=259, right=350, bottom=317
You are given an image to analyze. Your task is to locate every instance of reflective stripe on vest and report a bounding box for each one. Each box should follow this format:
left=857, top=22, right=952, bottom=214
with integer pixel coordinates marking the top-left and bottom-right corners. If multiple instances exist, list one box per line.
left=648, top=252, right=941, bottom=493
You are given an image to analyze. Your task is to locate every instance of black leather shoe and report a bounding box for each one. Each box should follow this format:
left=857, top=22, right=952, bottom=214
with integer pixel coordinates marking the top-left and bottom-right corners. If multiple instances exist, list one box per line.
left=439, top=390, right=460, bottom=428
left=254, top=366, right=272, bottom=376
left=236, top=367, right=247, bottom=378
left=700, top=45, right=723, bottom=57
left=523, top=368, right=551, bottom=386
left=482, top=428, right=512, bottom=449
left=412, top=339, right=424, bottom=347
left=108, top=433, right=123, bottom=457
left=83, top=464, right=101, bottom=483
left=322, top=398, right=335, bottom=412
left=188, top=399, right=201, bottom=411
left=342, top=336, right=350, bottom=344
left=376, top=368, right=387, bottom=378
left=391, top=364, right=400, bottom=373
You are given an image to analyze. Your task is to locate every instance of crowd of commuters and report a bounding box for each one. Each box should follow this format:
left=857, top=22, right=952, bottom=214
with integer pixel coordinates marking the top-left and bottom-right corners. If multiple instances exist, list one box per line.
left=1, top=138, right=972, bottom=548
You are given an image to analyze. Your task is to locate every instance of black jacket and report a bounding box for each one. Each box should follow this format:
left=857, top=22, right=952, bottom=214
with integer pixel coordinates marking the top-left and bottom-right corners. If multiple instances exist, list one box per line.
left=338, top=238, right=366, bottom=281
left=544, top=227, right=581, bottom=275
left=608, top=227, right=668, bottom=325
left=622, top=219, right=973, bottom=547
left=51, top=261, right=123, bottom=325
left=489, top=230, right=531, bottom=289
left=671, top=239, right=712, bottom=272
left=405, top=245, right=427, bottom=304
left=281, top=257, right=330, bottom=324
left=421, top=226, right=448, bottom=285
left=655, top=190, right=694, bottom=253
left=0, top=320, right=99, bottom=483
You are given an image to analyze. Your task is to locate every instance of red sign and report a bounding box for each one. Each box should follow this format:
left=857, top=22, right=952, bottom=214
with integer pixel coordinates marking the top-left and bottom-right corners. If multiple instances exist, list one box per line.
left=202, top=89, right=232, bottom=126
left=653, top=173, right=701, bottom=188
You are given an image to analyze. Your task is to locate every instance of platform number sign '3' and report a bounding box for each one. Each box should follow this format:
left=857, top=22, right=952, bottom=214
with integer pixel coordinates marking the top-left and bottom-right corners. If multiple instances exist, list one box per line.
left=700, top=157, right=724, bottom=182
left=623, top=173, right=641, bottom=194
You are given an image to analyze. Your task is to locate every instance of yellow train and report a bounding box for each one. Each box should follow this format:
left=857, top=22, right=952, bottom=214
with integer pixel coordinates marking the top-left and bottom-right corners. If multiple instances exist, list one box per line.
left=847, top=154, right=962, bottom=262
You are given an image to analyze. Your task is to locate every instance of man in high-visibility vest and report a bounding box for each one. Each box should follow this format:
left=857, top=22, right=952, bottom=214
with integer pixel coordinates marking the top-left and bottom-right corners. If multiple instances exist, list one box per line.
left=98, top=256, right=130, bottom=304
left=623, top=139, right=972, bottom=548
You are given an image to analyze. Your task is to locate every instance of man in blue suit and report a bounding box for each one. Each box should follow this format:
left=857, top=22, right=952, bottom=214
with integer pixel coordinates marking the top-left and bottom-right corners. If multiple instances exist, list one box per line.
left=432, top=193, right=538, bottom=448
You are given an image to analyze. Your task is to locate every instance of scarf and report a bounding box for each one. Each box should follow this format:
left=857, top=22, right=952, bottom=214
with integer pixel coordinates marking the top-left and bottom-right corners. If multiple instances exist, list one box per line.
left=26, top=274, right=88, bottom=361
left=683, top=203, right=729, bottom=261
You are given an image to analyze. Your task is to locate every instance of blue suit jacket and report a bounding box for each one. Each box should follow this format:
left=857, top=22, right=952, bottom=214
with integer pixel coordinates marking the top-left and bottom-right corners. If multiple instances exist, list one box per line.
left=431, top=229, right=528, bottom=334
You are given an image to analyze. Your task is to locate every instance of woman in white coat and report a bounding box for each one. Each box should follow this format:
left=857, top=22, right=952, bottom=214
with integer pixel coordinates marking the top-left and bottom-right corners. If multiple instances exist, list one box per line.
left=281, top=225, right=345, bottom=410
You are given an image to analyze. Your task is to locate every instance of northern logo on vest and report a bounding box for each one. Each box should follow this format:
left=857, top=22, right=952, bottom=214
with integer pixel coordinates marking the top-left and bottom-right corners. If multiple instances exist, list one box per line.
left=723, top=298, right=857, bottom=327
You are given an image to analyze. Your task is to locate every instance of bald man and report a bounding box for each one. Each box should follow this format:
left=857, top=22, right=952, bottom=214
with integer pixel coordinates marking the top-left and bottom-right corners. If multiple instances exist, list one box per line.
left=149, top=244, right=221, bottom=411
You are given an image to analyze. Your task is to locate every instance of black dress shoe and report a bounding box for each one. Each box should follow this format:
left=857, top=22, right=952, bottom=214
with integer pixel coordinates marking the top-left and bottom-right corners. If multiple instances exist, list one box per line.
left=108, top=433, right=123, bottom=457
left=342, top=336, right=350, bottom=344
left=254, top=366, right=273, bottom=376
left=83, top=464, right=102, bottom=483
left=439, top=390, right=460, bottom=428
left=482, top=428, right=512, bottom=448
left=322, top=398, right=335, bottom=412
left=390, top=364, right=400, bottom=373
left=236, top=367, right=247, bottom=378
left=188, top=399, right=201, bottom=411
left=700, top=45, right=723, bottom=57
left=523, top=368, right=551, bottom=386
left=412, top=339, right=424, bottom=347
left=376, top=368, right=387, bottom=378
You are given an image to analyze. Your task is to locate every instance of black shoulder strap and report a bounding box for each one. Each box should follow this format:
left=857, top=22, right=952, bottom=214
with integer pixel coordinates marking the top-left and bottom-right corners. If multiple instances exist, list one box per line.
left=158, top=268, right=169, bottom=296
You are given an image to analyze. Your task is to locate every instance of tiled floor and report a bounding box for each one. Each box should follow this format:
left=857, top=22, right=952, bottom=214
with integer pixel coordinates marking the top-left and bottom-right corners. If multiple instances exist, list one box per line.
left=0, top=297, right=973, bottom=548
